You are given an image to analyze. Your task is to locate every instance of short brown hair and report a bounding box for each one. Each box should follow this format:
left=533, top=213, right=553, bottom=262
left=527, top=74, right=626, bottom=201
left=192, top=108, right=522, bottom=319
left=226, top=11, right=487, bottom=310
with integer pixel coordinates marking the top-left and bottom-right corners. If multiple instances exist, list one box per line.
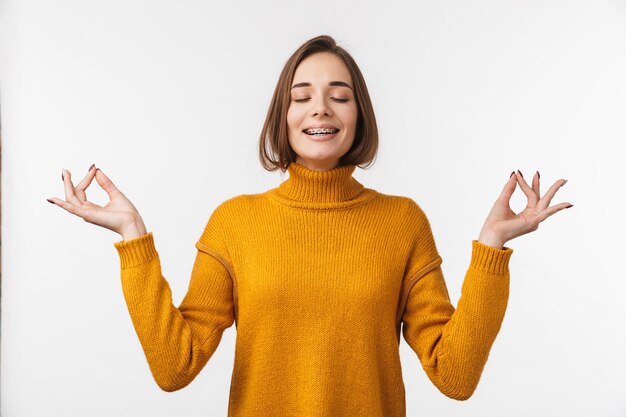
left=258, top=35, right=379, bottom=172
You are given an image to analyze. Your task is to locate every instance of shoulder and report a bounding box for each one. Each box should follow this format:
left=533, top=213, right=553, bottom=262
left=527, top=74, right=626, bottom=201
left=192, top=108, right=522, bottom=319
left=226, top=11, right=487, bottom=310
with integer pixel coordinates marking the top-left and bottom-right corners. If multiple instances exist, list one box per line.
left=373, top=193, right=438, bottom=249
left=211, top=193, right=264, bottom=216
left=197, top=193, right=263, bottom=255
left=203, top=193, right=271, bottom=230
left=374, top=192, right=430, bottom=221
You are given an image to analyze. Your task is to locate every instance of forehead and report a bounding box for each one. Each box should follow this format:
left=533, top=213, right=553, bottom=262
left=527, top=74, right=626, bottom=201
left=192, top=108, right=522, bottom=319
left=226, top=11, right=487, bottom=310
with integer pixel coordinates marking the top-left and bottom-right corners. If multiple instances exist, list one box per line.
left=292, top=52, right=352, bottom=83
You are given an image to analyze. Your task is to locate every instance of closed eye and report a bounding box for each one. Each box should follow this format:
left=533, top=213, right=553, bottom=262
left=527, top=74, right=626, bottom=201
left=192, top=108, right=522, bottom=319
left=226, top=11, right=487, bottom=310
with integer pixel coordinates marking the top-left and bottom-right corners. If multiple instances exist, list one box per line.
left=292, top=98, right=350, bottom=103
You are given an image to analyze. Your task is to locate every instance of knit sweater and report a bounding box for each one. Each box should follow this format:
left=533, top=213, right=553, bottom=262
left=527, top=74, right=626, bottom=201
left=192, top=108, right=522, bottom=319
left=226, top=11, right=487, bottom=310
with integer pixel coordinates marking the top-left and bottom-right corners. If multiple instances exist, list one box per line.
left=113, top=161, right=514, bottom=417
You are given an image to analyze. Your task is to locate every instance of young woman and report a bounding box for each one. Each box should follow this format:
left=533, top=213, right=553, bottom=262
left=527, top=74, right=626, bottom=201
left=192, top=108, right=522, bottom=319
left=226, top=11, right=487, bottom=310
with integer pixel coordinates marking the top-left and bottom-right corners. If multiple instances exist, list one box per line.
left=47, top=35, right=572, bottom=416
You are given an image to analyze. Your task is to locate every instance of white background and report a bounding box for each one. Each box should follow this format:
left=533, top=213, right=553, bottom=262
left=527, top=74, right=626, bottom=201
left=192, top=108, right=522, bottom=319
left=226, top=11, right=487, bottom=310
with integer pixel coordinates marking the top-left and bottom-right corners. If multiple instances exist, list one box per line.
left=2, top=0, right=625, bottom=416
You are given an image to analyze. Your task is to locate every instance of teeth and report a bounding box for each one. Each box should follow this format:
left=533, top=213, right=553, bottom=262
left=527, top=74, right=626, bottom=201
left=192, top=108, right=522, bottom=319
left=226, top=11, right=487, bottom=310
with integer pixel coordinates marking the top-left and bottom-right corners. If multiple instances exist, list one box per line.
left=305, top=127, right=338, bottom=135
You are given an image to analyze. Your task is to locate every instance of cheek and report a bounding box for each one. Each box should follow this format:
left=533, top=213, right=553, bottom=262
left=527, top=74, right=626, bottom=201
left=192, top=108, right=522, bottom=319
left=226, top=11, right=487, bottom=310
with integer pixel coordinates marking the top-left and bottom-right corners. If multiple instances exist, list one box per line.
left=286, top=107, right=294, bottom=130
left=340, top=107, right=358, bottom=131
left=287, top=106, right=305, bottom=131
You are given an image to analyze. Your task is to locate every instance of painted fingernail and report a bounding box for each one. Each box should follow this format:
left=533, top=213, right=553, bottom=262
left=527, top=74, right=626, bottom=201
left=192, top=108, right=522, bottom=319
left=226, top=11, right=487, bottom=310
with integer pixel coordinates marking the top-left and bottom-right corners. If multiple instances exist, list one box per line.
left=562, top=179, right=568, bottom=186
left=537, top=171, right=540, bottom=179
left=88, top=164, right=95, bottom=171
left=61, top=169, right=64, bottom=181
left=517, top=170, right=523, bottom=178
left=510, top=171, right=515, bottom=178
left=566, top=204, right=573, bottom=208
left=47, top=198, right=55, bottom=204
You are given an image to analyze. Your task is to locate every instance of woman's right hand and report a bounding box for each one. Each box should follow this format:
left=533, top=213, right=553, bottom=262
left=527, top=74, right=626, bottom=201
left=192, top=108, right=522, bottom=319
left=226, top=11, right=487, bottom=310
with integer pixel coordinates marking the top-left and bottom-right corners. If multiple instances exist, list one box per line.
left=47, top=164, right=148, bottom=241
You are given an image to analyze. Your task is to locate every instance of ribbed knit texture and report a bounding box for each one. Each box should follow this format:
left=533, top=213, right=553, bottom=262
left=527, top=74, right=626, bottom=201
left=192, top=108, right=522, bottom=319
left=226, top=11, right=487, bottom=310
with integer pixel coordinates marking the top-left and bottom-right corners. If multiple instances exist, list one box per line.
left=113, top=161, right=514, bottom=416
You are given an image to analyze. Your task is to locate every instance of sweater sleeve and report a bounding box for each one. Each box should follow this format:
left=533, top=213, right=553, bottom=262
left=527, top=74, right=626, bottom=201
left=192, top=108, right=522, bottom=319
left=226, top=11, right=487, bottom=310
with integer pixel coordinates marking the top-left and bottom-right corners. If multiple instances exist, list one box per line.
left=113, top=208, right=235, bottom=392
left=400, top=202, right=513, bottom=401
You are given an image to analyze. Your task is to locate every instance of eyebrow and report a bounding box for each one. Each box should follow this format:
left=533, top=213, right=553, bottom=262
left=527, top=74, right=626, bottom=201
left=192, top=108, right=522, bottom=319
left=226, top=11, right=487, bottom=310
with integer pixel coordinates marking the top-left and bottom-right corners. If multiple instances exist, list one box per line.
left=290, top=81, right=353, bottom=90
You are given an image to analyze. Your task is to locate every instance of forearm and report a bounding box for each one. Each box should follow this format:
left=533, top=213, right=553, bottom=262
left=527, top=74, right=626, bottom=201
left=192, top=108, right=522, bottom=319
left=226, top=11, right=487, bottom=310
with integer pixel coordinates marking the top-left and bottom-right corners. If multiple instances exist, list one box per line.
left=407, top=241, right=513, bottom=400
left=425, top=246, right=510, bottom=399
left=114, top=233, right=228, bottom=392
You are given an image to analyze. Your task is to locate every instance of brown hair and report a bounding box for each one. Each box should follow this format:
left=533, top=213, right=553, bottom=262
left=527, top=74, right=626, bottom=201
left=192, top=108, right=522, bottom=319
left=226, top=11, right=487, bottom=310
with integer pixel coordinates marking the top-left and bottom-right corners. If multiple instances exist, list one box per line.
left=258, top=35, right=379, bottom=172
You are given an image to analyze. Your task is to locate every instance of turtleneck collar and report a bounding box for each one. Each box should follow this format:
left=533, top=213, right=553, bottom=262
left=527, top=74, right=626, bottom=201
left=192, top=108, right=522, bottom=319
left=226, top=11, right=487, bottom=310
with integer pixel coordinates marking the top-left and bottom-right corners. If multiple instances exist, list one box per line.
left=266, top=161, right=378, bottom=210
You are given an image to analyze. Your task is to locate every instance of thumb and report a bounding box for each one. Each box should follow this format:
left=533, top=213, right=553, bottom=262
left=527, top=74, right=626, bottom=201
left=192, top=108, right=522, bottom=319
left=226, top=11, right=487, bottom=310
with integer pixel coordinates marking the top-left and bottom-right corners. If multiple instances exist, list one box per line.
left=94, top=168, right=122, bottom=198
left=497, top=172, right=518, bottom=203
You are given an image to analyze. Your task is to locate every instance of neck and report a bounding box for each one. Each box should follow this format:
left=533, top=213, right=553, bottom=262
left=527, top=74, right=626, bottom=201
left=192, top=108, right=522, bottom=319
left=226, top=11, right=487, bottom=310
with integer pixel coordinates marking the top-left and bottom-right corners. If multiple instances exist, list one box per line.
left=294, top=156, right=340, bottom=172
left=266, top=161, right=377, bottom=209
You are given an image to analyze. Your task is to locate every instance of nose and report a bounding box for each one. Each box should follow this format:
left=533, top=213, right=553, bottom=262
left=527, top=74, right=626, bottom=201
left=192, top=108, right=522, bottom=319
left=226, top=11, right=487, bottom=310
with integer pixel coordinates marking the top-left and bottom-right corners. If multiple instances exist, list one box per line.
left=310, top=96, right=333, bottom=117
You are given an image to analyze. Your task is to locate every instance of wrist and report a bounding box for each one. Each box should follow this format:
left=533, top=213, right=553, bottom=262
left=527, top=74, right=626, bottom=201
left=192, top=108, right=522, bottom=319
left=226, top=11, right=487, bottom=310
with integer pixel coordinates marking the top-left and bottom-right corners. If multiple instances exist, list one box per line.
left=121, top=217, right=148, bottom=241
left=478, top=229, right=505, bottom=249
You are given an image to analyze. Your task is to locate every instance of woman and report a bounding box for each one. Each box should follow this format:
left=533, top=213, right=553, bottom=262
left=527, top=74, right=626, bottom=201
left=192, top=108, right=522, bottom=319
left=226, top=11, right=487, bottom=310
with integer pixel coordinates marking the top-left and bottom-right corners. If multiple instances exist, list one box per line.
left=47, top=35, right=572, bottom=416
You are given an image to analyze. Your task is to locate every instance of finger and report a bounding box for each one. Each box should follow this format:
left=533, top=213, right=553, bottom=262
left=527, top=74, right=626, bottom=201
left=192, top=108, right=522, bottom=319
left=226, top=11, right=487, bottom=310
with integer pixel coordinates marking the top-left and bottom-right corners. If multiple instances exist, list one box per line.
left=535, top=201, right=573, bottom=223
left=62, top=169, right=81, bottom=204
left=75, top=164, right=98, bottom=203
left=515, top=170, right=539, bottom=207
left=537, top=179, right=568, bottom=211
left=532, top=171, right=540, bottom=197
left=94, top=168, right=123, bottom=199
left=47, top=197, right=93, bottom=221
left=48, top=194, right=102, bottom=212
left=497, top=171, right=518, bottom=203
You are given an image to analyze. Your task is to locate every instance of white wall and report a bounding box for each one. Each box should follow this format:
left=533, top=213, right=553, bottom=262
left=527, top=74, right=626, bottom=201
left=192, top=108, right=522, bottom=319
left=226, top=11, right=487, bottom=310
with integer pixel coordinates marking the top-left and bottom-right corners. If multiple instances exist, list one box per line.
left=2, top=0, right=625, bottom=416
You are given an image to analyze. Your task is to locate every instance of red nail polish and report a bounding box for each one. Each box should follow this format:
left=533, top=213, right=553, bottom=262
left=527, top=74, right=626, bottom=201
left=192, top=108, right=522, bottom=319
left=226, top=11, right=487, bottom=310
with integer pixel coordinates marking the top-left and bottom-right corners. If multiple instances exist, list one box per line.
left=47, top=198, right=55, bottom=204
left=517, top=170, right=523, bottom=178
left=61, top=171, right=64, bottom=181
left=510, top=171, right=515, bottom=178
left=566, top=204, right=573, bottom=209
left=537, top=171, right=540, bottom=179
left=88, top=164, right=95, bottom=171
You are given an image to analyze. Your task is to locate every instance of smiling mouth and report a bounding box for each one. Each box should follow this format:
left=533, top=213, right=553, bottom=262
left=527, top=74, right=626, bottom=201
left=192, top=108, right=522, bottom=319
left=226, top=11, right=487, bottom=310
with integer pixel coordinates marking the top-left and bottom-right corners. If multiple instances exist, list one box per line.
left=302, top=127, right=339, bottom=142
left=303, top=127, right=340, bottom=138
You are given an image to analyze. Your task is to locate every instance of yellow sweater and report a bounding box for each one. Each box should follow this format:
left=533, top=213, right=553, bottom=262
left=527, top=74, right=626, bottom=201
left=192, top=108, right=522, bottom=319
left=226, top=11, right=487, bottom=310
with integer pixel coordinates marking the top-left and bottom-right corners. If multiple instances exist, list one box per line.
left=114, top=161, right=513, bottom=416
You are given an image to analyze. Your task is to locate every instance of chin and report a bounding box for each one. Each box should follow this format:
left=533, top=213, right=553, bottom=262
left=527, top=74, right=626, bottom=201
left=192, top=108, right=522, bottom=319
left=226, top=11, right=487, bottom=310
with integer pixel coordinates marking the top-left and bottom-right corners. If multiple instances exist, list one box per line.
left=290, top=135, right=352, bottom=164
left=299, top=145, right=342, bottom=158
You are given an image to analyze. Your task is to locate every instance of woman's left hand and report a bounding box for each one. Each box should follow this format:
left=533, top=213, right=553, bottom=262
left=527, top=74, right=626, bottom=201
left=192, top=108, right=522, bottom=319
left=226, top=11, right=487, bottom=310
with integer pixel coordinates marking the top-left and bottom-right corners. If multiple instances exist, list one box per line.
left=477, top=170, right=572, bottom=249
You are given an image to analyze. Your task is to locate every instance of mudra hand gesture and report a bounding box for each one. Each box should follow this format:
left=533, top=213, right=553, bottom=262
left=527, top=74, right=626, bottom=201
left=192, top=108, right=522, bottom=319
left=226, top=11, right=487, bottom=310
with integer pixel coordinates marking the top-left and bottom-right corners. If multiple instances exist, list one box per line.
left=478, top=170, right=572, bottom=249
left=46, top=164, right=147, bottom=240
